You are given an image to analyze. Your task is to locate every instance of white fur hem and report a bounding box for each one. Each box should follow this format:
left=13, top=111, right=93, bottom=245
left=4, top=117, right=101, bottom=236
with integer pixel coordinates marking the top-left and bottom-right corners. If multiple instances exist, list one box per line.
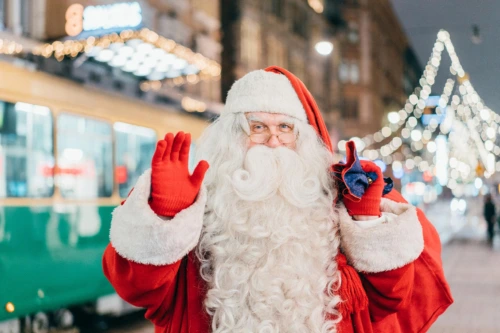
left=109, top=169, right=207, bottom=266
left=224, top=70, right=307, bottom=121
left=338, top=198, right=424, bottom=273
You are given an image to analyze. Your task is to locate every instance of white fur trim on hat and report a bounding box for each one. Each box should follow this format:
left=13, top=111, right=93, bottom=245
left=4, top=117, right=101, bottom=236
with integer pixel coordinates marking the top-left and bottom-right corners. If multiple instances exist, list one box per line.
left=109, top=169, right=207, bottom=266
left=338, top=198, right=424, bottom=273
left=224, top=69, right=307, bottom=121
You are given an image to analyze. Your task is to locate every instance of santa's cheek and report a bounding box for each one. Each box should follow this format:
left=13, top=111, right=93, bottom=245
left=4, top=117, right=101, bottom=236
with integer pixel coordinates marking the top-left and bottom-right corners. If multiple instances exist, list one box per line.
left=284, top=141, right=297, bottom=150
left=247, top=139, right=257, bottom=148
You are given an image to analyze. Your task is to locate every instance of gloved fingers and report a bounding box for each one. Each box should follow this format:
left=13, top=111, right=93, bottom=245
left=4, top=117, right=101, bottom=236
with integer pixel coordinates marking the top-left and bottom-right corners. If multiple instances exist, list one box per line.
left=169, top=132, right=185, bottom=161
left=191, top=160, right=210, bottom=186
left=162, top=133, right=175, bottom=161
left=179, top=133, right=192, bottom=164
left=152, top=140, right=167, bottom=164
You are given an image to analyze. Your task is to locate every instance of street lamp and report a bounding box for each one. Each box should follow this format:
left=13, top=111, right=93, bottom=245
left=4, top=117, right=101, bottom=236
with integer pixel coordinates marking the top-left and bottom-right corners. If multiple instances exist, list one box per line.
left=315, top=41, right=334, bottom=56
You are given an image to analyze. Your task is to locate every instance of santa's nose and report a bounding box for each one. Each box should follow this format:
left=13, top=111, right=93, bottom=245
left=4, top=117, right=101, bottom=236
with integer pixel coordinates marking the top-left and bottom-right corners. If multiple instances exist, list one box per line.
left=265, top=134, right=282, bottom=148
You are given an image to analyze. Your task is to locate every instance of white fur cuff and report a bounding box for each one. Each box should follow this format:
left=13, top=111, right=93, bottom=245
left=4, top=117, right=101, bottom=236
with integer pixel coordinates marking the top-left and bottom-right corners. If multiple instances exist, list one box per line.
left=338, top=198, right=424, bottom=273
left=109, top=169, right=207, bottom=266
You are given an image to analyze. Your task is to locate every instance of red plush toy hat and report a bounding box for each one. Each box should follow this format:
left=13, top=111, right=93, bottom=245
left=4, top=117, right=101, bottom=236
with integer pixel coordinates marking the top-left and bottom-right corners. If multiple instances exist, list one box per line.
left=223, top=65, right=333, bottom=152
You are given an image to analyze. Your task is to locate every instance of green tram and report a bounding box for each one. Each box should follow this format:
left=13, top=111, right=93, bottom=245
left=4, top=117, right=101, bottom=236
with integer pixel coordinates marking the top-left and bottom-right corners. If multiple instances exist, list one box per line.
left=0, top=61, right=208, bottom=332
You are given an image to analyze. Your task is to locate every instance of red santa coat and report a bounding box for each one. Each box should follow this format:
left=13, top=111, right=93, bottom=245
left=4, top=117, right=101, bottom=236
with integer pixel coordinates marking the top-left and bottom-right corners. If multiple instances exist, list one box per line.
left=103, top=169, right=452, bottom=332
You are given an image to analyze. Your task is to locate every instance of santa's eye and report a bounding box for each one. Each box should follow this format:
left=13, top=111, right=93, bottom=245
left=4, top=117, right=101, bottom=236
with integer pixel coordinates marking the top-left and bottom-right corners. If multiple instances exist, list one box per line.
left=279, top=124, right=293, bottom=132
left=251, top=124, right=267, bottom=133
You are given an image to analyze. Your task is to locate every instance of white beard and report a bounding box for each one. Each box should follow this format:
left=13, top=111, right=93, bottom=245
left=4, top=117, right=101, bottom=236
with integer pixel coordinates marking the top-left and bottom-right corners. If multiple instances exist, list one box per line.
left=195, top=114, right=342, bottom=333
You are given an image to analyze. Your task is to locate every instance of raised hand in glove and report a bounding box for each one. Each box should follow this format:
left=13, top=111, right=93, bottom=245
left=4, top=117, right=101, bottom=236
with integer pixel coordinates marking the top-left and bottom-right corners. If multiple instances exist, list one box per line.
left=333, top=141, right=393, bottom=218
left=149, top=132, right=209, bottom=217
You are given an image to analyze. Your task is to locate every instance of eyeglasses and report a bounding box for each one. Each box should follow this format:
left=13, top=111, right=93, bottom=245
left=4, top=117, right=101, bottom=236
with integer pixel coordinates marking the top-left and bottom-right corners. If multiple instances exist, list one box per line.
left=248, top=131, right=298, bottom=144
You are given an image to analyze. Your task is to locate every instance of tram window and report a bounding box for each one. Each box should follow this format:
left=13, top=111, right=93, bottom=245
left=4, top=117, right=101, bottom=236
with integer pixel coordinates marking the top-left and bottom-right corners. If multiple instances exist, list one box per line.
left=114, top=122, right=156, bottom=198
left=57, top=113, right=113, bottom=198
left=0, top=102, right=54, bottom=198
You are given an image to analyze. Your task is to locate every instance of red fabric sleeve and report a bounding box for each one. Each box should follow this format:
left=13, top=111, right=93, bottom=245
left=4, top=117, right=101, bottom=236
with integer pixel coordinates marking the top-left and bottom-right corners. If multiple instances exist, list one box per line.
left=102, top=187, right=209, bottom=331
left=102, top=244, right=184, bottom=327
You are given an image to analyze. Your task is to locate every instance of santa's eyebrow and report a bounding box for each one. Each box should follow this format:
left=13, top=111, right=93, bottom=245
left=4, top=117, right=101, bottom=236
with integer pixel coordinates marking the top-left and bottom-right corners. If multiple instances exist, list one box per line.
left=279, top=116, right=296, bottom=124
left=279, top=119, right=295, bottom=126
left=246, top=115, right=296, bottom=124
left=246, top=115, right=264, bottom=123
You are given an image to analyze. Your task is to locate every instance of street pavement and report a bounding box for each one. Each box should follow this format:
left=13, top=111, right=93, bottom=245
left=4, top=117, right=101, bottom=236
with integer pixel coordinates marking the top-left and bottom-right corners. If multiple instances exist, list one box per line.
left=427, top=213, right=500, bottom=333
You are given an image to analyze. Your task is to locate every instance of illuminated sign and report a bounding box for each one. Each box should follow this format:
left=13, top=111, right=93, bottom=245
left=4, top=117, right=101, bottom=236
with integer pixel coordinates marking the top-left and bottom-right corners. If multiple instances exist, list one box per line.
left=65, top=2, right=142, bottom=37
left=83, top=2, right=142, bottom=31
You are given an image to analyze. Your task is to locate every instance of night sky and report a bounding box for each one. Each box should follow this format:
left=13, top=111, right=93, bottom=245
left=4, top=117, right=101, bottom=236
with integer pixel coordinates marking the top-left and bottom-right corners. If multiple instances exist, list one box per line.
left=390, top=0, right=500, bottom=113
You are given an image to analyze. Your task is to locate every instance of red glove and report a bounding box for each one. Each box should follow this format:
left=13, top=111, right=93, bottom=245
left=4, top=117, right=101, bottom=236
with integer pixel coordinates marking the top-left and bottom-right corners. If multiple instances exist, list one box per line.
left=342, top=160, right=384, bottom=217
left=149, top=132, right=209, bottom=217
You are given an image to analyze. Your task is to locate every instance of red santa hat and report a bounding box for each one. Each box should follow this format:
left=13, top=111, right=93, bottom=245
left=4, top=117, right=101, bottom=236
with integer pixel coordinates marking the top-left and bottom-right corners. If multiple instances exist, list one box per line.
left=224, top=66, right=333, bottom=152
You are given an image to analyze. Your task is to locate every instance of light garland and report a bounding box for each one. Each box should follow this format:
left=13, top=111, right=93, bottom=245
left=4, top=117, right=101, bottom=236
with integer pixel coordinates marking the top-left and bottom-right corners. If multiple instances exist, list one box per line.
left=338, top=32, right=448, bottom=155
left=337, top=29, right=499, bottom=199
left=0, top=39, right=23, bottom=55
left=32, top=28, right=221, bottom=82
left=140, top=71, right=221, bottom=92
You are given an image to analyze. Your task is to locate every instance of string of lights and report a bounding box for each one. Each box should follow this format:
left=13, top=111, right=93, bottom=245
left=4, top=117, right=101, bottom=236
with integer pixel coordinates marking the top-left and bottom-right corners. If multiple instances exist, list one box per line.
left=0, top=39, right=23, bottom=55
left=337, top=30, right=498, bottom=199
left=32, top=28, right=221, bottom=84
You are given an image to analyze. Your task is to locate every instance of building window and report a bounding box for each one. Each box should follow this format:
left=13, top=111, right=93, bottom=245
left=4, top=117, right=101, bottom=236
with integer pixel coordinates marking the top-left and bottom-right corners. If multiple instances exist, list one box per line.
left=339, top=60, right=360, bottom=84
left=347, top=22, right=359, bottom=43
left=0, top=102, right=53, bottom=198
left=350, top=62, right=360, bottom=83
left=270, top=0, right=285, bottom=18
left=114, top=122, right=156, bottom=198
left=267, top=35, right=288, bottom=68
left=57, top=113, right=113, bottom=199
left=342, top=98, right=359, bottom=120
left=291, top=3, right=308, bottom=38
left=339, top=62, right=349, bottom=83
left=240, top=18, right=261, bottom=69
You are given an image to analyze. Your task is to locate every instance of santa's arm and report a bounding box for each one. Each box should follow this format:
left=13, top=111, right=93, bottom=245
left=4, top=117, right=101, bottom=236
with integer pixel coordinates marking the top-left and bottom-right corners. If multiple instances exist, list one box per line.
left=103, top=245, right=183, bottom=326
left=338, top=195, right=424, bottom=321
left=102, top=168, right=207, bottom=326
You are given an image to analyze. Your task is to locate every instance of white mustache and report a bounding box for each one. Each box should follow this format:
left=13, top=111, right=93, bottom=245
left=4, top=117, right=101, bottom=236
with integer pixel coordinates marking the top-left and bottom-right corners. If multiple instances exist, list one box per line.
left=231, top=145, right=322, bottom=207
left=231, top=146, right=279, bottom=201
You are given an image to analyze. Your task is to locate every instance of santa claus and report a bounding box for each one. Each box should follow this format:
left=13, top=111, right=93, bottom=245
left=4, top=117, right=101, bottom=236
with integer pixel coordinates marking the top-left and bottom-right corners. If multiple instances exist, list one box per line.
left=103, top=67, right=452, bottom=333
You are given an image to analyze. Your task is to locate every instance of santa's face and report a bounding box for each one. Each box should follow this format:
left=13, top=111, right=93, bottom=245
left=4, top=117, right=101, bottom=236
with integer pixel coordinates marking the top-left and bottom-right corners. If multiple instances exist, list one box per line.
left=245, top=112, right=297, bottom=150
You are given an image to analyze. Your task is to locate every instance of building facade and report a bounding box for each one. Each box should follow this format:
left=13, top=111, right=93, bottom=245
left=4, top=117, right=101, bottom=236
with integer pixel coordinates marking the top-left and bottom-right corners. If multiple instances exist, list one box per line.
left=0, top=0, right=421, bottom=142
left=338, top=0, right=422, bottom=140
left=220, top=0, right=345, bottom=139
left=0, top=0, right=223, bottom=116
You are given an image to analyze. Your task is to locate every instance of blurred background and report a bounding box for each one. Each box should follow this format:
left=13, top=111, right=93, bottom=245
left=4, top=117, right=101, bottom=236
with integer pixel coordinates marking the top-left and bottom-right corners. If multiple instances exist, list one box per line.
left=0, top=0, right=499, bottom=332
